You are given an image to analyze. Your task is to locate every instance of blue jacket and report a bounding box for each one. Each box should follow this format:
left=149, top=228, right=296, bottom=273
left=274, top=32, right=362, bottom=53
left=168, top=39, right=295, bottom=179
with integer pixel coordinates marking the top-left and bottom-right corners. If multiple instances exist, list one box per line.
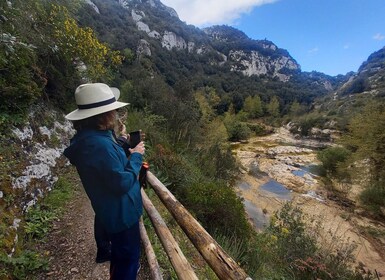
left=63, top=129, right=143, bottom=233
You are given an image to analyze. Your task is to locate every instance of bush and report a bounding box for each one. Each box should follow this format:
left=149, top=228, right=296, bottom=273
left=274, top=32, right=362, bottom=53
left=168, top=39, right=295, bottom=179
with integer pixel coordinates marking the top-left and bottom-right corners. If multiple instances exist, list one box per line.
left=360, top=184, right=385, bottom=217
left=225, top=120, right=251, bottom=141
left=184, top=181, right=251, bottom=239
left=258, top=203, right=370, bottom=279
left=246, top=122, right=271, bottom=136
left=317, top=146, right=351, bottom=177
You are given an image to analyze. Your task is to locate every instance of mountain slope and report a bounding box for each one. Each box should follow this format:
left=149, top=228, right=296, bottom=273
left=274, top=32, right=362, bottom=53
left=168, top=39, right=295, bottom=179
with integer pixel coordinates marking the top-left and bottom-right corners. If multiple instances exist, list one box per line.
left=80, top=0, right=336, bottom=110
left=336, top=47, right=385, bottom=97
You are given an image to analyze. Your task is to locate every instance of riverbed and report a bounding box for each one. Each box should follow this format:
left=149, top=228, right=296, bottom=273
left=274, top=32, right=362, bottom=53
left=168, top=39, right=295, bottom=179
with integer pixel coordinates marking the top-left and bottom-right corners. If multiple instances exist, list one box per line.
left=234, top=127, right=385, bottom=278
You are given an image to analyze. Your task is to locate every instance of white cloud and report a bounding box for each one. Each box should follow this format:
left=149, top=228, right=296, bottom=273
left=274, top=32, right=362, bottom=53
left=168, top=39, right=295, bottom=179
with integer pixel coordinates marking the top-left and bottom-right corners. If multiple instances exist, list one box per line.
left=343, top=44, right=349, bottom=49
left=161, top=0, right=278, bottom=26
left=308, top=47, right=319, bottom=54
left=373, top=33, right=385, bottom=41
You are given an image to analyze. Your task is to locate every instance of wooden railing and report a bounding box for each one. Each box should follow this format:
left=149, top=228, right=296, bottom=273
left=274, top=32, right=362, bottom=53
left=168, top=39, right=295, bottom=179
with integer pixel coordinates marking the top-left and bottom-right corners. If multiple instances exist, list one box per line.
left=139, top=171, right=252, bottom=280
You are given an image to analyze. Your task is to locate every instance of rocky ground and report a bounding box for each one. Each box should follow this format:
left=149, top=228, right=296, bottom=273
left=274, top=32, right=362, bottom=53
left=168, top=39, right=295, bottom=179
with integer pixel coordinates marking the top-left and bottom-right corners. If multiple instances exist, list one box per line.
left=234, top=127, right=385, bottom=279
left=36, top=178, right=151, bottom=280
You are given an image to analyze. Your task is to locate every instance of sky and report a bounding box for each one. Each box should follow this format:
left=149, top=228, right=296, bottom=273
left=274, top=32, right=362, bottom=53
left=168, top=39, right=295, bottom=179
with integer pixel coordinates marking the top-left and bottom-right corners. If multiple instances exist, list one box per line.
left=160, top=0, right=385, bottom=76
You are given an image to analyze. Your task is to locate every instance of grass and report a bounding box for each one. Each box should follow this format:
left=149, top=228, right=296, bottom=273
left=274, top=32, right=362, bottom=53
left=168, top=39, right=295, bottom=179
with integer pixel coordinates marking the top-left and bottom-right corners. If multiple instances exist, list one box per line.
left=0, top=172, right=76, bottom=280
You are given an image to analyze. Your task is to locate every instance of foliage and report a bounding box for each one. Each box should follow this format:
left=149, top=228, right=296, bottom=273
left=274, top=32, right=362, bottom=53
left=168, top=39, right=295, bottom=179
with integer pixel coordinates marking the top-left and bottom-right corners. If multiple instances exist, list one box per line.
left=223, top=113, right=251, bottom=141
left=24, top=206, right=58, bottom=240
left=0, top=3, right=43, bottom=128
left=243, top=95, right=263, bottom=118
left=342, top=101, right=385, bottom=184
left=289, top=100, right=305, bottom=117
left=1, top=0, right=383, bottom=278
left=250, top=204, right=370, bottom=279
left=0, top=0, right=123, bottom=130
left=48, top=4, right=122, bottom=80
left=267, top=95, right=280, bottom=118
left=290, top=112, right=328, bottom=136
left=0, top=176, right=74, bottom=279
left=360, top=183, right=385, bottom=217
left=317, top=146, right=351, bottom=177
left=24, top=177, right=73, bottom=239
left=267, top=203, right=318, bottom=263
left=184, top=181, right=252, bottom=239
left=0, top=250, right=48, bottom=280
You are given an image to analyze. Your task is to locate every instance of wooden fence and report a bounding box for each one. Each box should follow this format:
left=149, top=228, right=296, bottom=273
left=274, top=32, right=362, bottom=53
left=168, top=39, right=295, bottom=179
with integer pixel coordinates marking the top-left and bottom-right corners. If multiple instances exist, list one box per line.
left=139, top=171, right=252, bottom=280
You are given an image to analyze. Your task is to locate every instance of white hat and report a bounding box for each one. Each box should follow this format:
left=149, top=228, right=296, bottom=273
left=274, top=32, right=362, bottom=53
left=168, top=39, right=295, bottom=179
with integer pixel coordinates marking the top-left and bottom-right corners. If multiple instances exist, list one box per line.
left=65, top=83, right=129, bottom=120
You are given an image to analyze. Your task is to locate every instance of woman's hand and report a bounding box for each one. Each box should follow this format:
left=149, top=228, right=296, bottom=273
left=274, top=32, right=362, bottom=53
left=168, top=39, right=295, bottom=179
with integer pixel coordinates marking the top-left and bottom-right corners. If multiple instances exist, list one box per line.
left=129, top=141, right=145, bottom=155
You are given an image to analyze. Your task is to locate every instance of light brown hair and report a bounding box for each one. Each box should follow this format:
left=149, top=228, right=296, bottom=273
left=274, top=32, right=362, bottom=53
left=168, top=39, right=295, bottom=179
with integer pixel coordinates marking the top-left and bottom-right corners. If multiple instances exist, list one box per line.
left=73, top=110, right=117, bottom=132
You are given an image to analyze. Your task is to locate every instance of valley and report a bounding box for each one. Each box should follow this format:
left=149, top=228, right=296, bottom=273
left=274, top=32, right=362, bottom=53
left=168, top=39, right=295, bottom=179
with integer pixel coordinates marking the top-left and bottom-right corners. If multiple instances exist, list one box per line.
left=234, top=127, right=385, bottom=278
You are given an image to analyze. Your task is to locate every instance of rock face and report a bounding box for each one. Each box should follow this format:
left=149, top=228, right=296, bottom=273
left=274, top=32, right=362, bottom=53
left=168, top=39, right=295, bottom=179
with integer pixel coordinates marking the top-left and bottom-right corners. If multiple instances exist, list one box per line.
left=84, top=0, right=100, bottom=14
left=229, top=50, right=300, bottom=81
left=10, top=112, right=74, bottom=211
left=1, top=105, right=75, bottom=256
left=137, top=39, right=151, bottom=56
left=161, top=31, right=187, bottom=50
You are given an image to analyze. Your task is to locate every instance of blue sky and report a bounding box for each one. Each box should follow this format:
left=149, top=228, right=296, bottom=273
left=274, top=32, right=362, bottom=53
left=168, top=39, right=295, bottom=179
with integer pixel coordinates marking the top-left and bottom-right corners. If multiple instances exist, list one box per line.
left=161, top=0, right=385, bottom=76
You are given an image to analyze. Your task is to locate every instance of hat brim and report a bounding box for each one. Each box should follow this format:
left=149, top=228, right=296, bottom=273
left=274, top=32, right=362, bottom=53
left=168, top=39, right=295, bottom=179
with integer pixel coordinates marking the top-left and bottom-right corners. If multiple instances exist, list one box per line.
left=65, top=101, right=129, bottom=120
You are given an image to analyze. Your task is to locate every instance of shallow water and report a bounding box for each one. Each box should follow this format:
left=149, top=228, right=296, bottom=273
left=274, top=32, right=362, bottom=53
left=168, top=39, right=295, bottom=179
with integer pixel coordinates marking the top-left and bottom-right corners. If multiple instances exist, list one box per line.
left=238, top=181, right=251, bottom=191
left=260, top=179, right=292, bottom=200
left=243, top=200, right=269, bottom=229
left=301, top=164, right=322, bottom=176
left=292, top=169, right=307, bottom=177
left=292, top=164, right=322, bottom=177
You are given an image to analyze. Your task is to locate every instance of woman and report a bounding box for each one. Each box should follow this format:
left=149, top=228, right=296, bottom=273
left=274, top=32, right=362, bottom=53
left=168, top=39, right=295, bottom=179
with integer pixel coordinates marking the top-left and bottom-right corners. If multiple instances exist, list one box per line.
left=64, top=83, right=144, bottom=279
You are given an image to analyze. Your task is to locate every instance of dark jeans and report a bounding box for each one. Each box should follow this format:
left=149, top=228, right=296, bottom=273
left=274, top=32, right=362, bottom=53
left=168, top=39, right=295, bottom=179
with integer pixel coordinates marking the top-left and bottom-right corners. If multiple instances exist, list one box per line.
left=109, top=222, right=141, bottom=280
left=94, top=216, right=111, bottom=258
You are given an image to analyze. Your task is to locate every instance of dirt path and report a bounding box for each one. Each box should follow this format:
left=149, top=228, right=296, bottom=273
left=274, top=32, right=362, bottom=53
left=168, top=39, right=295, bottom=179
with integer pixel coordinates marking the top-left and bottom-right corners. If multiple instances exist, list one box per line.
left=36, top=179, right=151, bottom=280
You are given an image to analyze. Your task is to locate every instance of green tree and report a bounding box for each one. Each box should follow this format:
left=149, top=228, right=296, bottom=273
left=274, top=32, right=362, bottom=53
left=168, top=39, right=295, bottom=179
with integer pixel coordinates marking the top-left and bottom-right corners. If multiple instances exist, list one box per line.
left=244, top=95, right=263, bottom=119
left=267, top=96, right=280, bottom=118
left=289, top=100, right=303, bottom=117
left=343, top=102, right=385, bottom=183
left=317, top=147, right=351, bottom=177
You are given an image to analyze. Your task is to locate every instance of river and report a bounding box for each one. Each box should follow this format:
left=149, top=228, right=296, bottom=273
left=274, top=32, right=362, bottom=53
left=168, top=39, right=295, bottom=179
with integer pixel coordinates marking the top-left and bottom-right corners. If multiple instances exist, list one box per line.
left=233, top=127, right=385, bottom=278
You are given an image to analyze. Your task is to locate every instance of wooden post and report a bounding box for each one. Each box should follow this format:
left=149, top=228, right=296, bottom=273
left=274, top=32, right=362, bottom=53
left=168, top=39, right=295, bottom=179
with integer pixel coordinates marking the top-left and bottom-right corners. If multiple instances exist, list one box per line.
left=139, top=218, right=163, bottom=280
left=141, top=189, right=199, bottom=280
left=146, top=171, right=251, bottom=280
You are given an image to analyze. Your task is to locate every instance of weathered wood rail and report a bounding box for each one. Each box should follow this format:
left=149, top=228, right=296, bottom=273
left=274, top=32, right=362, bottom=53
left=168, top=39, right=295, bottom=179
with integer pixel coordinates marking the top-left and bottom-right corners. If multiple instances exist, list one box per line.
left=139, top=171, right=252, bottom=280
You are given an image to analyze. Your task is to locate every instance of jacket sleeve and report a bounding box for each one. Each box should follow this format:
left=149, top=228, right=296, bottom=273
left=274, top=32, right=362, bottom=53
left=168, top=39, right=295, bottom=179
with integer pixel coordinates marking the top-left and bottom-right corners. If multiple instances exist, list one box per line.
left=99, top=144, right=143, bottom=195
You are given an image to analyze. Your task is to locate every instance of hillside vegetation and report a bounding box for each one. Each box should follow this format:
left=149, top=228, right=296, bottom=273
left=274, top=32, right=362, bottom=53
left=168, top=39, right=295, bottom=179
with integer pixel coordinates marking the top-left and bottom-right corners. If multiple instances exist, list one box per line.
left=1, top=0, right=384, bottom=279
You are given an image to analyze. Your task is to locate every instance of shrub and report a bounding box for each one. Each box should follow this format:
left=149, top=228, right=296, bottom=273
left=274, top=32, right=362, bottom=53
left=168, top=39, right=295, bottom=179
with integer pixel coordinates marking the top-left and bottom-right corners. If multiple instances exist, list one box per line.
left=184, top=181, right=251, bottom=239
left=225, top=120, right=251, bottom=141
left=317, top=146, right=351, bottom=177
left=267, top=203, right=317, bottom=263
left=360, top=183, right=385, bottom=217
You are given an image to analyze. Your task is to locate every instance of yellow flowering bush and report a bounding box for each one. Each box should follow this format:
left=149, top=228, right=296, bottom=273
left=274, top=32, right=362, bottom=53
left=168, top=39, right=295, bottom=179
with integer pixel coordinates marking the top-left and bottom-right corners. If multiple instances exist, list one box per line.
left=48, top=5, right=122, bottom=80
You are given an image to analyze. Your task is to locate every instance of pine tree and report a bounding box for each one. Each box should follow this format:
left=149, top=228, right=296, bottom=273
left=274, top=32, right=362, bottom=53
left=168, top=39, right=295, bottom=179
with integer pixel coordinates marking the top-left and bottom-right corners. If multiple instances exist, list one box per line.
left=267, top=96, right=280, bottom=118
left=343, top=102, right=385, bottom=184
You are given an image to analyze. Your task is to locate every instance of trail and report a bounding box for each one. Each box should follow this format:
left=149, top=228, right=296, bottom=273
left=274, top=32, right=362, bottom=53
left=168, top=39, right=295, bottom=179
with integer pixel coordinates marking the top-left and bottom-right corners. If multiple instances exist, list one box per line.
left=36, top=178, right=151, bottom=280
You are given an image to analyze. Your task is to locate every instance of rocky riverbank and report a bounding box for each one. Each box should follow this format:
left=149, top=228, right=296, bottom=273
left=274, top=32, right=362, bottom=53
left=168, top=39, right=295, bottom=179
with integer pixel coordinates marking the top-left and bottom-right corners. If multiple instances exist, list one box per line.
left=234, top=127, right=385, bottom=278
